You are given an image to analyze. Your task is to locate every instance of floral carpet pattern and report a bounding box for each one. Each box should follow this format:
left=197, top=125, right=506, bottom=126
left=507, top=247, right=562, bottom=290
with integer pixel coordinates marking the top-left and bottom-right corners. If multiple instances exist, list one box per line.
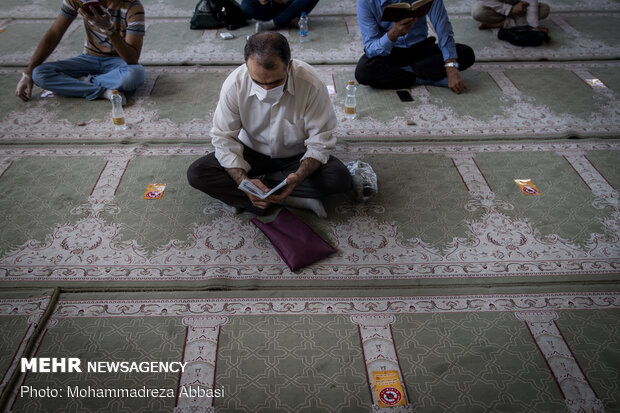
left=1, top=62, right=620, bottom=143
left=0, top=141, right=618, bottom=283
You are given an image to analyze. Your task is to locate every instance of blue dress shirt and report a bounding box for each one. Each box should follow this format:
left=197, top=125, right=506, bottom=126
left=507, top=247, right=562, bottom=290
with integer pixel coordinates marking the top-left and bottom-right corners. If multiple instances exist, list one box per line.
left=357, top=0, right=458, bottom=62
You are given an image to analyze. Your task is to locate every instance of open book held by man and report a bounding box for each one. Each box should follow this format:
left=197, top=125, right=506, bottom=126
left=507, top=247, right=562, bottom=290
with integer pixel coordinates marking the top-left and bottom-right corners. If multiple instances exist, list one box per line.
left=380, top=0, right=434, bottom=22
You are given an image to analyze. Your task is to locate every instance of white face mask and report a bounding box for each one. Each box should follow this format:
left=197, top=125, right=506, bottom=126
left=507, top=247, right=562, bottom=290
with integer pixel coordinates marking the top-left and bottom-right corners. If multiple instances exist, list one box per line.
left=251, top=79, right=286, bottom=104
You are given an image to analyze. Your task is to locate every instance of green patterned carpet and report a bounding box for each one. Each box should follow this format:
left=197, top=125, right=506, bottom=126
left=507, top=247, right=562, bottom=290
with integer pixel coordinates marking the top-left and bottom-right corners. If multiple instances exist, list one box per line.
left=1, top=0, right=619, bottom=412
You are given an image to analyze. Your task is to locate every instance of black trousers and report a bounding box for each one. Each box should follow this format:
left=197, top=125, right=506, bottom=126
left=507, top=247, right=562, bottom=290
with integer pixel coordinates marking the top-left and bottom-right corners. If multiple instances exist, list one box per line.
left=187, top=146, right=353, bottom=215
left=355, top=37, right=476, bottom=89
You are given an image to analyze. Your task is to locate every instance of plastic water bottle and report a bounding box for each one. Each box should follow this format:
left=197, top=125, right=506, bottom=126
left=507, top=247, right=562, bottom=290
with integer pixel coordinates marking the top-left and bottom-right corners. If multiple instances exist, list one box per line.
left=344, top=80, right=357, bottom=119
left=111, top=90, right=127, bottom=131
left=220, top=6, right=228, bottom=26
left=299, top=12, right=309, bottom=43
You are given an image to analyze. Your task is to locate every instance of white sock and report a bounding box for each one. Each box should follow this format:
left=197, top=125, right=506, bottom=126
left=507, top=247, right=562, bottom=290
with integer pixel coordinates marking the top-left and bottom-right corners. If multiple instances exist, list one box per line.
left=280, top=196, right=327, bottom=218
left=219, top=201, right=242, bottom=214
left=102, top=89, right=126, bottom=105
left=255, top=19, right=276, bottom=32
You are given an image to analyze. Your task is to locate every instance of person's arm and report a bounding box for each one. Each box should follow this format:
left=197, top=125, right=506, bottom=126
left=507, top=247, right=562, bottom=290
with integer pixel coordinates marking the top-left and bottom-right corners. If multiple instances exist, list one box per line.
left=15, top=15, right=73, bottom=101
left=79, top=1, right=144, bottom=65
left=211, top=79, right=246, bottom=171
left=107, top=31, right=143, bottom=65
left=210, top=73, right=273, bottom=209
left=357, top=0, right=398, bottom=57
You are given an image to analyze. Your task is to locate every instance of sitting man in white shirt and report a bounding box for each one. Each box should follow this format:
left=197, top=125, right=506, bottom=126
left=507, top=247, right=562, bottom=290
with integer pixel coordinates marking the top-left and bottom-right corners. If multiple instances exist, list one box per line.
left=472, top=0, right=550, bottom=31
left=187, top=32, right=352, bottom=217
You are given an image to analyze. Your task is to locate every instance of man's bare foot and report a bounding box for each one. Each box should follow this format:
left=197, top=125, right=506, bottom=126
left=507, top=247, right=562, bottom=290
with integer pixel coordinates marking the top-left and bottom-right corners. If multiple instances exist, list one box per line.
left=478, top=22, right=503, bottom=30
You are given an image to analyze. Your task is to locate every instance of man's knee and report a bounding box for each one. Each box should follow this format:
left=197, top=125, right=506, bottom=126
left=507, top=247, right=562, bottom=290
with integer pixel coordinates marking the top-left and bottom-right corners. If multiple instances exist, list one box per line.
left=187, top=156, right=211, bottom=190
left=240, top=0, right=257, bottom=17
left=471, top=3, right=505, bottom=23
left=354, top=55, right=373, bottom=86
left=31, top=64, right=53, bottom=88
left=120, top=64, right=145, bottom=92
left=539, top=3, right=551, bottom=20
left=187, top=154, right=227, bottom=195
left=471, top=3, right=486, bottom=22
left=186, top=162, right=201, bottom=190
left=457, top=44, right=476, bottom=71
left=319, top=159, right=353, bottom=194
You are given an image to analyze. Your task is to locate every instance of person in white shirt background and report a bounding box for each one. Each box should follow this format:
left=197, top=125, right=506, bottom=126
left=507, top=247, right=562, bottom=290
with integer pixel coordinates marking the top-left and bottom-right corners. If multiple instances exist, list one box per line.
left=472, top=0, right=550, bottom=31
left=187, top=32, right=352, bottom=217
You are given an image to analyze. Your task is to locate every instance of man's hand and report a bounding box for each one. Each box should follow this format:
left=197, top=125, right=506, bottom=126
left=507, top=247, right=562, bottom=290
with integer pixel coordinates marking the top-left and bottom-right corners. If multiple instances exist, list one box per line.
left=510, top=1, right=529, bottom=15
left=15, top=73, right=34, bottom=101
left=245, top=178, right=273, bottom=210
left=446, top=66, right=466, bottom=94
left=266, top=173, right=301, bottom=203
left=78, top=6, right=113, bottom=34
left=387, top=17, right=418, bottom=42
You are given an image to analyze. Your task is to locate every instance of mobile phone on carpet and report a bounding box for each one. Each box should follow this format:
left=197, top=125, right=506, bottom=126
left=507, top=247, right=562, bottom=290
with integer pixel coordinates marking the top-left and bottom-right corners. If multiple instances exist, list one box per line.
left=396, top=90, right=414, bottom=102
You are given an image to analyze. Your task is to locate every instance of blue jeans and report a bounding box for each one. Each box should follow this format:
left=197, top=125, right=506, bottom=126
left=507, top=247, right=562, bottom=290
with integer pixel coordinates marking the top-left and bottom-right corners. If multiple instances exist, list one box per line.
left=32, top=54, right=146, bottom=100
left=241, top=0, right=319, bottom=27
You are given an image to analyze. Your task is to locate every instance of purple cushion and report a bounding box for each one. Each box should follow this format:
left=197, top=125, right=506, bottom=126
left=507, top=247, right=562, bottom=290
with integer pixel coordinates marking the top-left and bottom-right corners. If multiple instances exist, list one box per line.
left=251, top=208, right=338, bottom=271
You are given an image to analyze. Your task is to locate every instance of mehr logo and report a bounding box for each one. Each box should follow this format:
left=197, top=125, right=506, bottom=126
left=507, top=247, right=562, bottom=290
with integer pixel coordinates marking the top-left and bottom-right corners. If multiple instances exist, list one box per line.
left=21, top=358, right=82, bottom=373
left=21, top=358, right=188, bottom=373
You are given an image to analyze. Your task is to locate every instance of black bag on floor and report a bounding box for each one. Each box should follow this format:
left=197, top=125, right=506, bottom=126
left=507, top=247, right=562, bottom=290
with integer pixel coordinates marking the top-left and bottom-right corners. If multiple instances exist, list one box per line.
left=190, top=0, right=222, bottom=29
left=190, top=0, right=248, bottom=30
left=498, top=25, right=550, bottom=47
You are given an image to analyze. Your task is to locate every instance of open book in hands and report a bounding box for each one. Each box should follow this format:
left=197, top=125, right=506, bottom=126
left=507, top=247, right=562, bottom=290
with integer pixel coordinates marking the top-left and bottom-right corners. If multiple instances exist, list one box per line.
left=380, top=0, right=434, bottom=22
left=238, top=178, right=288, bottom=199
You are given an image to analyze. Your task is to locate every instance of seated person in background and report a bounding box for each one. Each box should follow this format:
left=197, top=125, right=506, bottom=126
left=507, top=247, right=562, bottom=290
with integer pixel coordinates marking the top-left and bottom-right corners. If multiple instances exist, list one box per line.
left=15, top=0, right=145, bottom=104
left=355, top=0, right=475, bottom=94
left=242, top=0, right=319, bottom=32
left=472, top=0, right=550, bottom=31
left=187, top=32, right=352, bottom=218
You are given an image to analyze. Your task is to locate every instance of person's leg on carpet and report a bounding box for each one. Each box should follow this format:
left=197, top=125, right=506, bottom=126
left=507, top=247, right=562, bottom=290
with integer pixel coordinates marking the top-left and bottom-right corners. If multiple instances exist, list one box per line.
left=471, top=1, right=510, bottom=30
left=355, top=53, right=417, bottom=89
left=31, top=54, right=105, bottom=100
left=409, top=42, right=475, bottom=81
left=244, top=0, right=319, bottom=30
left=263, top=155, right=353, bottom=217
left=93, top=56, right=146, bottom=95
left=187, top=153, right=271, bottom=216
left=271, top=0, right=319, bottom=27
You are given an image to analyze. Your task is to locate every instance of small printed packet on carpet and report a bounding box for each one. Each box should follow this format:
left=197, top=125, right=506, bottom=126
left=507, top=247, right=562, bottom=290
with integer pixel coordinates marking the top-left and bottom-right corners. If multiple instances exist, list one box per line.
left=514, top=179, right=541, bottom=196
left=585, top=78, right=607, bottom=89
left=143, top=183, right=166, bottom=200
left=372, top=370, right=407, bottom=407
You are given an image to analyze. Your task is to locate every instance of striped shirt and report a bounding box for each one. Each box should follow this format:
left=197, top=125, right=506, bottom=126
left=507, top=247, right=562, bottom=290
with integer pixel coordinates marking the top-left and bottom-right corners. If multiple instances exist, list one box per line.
left=60, top=0, right=145, bottom=57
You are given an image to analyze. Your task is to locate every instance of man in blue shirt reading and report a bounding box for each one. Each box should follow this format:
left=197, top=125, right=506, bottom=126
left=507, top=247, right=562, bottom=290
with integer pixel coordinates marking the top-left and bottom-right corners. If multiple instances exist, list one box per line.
left=355, top=0, right=475, bottom=94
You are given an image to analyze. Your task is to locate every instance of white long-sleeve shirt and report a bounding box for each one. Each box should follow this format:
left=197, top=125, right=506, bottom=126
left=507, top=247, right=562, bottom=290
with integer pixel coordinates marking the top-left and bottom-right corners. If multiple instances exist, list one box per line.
left=211, top=59, right=337, bottom=172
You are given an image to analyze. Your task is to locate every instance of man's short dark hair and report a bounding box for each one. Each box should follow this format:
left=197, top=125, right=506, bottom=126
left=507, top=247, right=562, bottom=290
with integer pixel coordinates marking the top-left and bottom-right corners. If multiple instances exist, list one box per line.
left=244, top=32, right=291, bottom=70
